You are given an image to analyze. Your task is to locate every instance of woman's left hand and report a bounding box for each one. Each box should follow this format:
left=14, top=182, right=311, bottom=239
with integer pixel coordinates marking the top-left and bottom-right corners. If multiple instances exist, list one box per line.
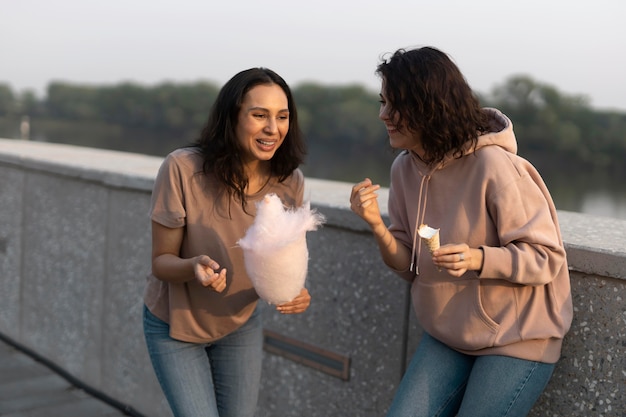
left=432, top=244, right=482, bottom=277
left=276, top=288, right=311, bottom=314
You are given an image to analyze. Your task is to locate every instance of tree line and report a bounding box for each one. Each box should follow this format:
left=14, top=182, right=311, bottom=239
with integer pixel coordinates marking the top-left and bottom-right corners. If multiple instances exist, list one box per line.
left=0, top=76, right=624, bottom=185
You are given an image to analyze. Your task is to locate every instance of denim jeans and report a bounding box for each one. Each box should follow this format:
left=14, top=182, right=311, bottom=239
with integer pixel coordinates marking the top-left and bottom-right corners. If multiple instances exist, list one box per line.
left=386, top=332, right=555, bottom=417
left=143, top=305, right=263, bottom=417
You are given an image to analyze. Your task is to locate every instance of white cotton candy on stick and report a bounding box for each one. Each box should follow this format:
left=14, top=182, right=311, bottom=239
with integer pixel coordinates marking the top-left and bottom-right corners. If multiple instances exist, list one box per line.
left=237, top=193, right=325, bottom=305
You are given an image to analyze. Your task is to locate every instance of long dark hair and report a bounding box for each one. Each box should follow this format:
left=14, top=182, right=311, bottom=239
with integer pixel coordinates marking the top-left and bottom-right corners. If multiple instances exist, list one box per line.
left=376, top=46, right=490, bottom=164
left=193, top=67, right=306, bottom=210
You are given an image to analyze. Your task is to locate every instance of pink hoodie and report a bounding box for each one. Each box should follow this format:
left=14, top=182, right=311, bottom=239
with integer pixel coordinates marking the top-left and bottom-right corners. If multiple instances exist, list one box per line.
left=387, top=108, right=573, bottom=363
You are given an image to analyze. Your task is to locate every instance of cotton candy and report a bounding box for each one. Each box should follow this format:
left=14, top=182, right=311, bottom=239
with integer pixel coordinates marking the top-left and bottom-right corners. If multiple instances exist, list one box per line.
left=237, top=193, right=325, bottom=304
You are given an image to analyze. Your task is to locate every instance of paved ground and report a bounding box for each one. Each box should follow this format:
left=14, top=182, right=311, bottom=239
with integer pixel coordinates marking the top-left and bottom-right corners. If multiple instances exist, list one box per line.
left=0, top=337, right=133, bottom=417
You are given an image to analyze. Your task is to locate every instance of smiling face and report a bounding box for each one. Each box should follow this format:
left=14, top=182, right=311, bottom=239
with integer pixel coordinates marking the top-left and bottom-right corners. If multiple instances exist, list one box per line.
left=236, top=83, right=289, bottom=167
left=379, top=78, right=425, bottom=155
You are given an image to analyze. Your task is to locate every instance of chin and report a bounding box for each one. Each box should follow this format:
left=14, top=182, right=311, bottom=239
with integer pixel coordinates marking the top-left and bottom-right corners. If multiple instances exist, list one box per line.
left=256, top=153, right=276, bottom=161
left=388, top=138, right=405, bottom=150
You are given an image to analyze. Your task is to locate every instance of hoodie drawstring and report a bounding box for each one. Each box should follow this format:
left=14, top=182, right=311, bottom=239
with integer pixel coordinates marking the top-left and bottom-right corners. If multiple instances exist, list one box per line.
left=410, top=173, right=431, bottom=275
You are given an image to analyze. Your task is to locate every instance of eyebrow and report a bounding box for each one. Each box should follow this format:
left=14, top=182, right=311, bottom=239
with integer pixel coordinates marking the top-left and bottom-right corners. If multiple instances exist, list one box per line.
left=247, top=106, right=290, bottom=113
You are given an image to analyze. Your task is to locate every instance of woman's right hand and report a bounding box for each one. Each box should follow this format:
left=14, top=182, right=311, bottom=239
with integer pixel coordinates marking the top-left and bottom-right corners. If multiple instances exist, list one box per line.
left=351, top=178, right=410, bottom=273
left=193, top=255, right=227, bottom=292
left=350, top=178, right=383, bottom=227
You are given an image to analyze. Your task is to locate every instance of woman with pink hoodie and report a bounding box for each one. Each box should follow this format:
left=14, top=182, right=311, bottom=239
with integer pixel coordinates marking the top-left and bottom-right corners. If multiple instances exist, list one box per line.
left=350, top=46, right=573, bottom=417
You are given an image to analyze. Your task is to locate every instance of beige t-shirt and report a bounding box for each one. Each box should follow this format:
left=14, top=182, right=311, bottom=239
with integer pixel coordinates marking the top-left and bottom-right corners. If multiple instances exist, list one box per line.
left=143, top=147, right=305, bottom=343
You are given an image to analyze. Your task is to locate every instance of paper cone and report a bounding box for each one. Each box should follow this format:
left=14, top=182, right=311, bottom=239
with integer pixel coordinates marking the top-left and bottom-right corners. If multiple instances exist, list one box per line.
left=418, top=224, right=440, bottom=253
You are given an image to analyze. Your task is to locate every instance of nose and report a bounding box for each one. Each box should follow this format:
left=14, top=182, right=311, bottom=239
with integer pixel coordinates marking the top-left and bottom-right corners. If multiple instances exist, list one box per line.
left=379, top=105, right=389, bottom=121
left=264, top=117, right=278, bottom=134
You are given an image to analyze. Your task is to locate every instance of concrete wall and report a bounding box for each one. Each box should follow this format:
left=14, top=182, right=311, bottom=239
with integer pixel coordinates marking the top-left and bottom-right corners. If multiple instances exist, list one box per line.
left=0, top=138, right=624, bottom=417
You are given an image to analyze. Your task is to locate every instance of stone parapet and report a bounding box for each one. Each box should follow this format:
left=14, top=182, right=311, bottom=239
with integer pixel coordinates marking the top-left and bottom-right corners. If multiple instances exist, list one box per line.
left=0, top=139, right=624, bottom=417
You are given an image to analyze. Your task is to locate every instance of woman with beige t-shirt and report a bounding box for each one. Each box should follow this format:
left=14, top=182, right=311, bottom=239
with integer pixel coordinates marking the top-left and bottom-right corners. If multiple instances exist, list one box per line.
left=143, top=68, right=311, bottom=417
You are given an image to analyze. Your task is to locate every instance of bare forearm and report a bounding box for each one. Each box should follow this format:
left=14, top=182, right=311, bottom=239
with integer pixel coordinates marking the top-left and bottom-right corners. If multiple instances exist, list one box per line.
left=371, top=222, right=411, bottom=271
left=152, top=253, right=196, bottom=283
left=350, top=179, right=411, bottom=271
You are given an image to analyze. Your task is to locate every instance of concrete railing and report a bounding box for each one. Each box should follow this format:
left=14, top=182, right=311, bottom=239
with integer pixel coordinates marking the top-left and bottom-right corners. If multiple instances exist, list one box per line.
left=0, top=138, right=624, bottom=417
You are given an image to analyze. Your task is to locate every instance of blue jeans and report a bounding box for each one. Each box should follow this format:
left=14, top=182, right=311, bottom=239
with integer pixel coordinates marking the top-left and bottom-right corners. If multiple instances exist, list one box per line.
left=143, top=305, right=263, bottom=417
left=386, top=333, right=555, bottom=417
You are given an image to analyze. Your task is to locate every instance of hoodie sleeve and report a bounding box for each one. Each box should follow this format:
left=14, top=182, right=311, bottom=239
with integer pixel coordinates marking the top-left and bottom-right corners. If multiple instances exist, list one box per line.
left=478, top=159, right=567, bottom=286
left=387, top=154, right=417, bottom=282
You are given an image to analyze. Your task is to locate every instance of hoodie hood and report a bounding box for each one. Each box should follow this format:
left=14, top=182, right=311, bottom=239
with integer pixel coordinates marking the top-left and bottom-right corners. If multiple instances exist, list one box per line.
left=472, top=107, right=517, bottom=155
left=435, top=107, right=517, bottom=166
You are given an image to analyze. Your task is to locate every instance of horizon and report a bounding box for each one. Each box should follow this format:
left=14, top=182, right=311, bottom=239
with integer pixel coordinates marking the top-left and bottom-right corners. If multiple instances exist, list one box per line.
left=2, top=0, right=626, bottom=112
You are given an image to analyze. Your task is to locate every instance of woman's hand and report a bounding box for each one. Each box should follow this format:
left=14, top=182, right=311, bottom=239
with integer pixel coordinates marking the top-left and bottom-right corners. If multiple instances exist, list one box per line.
left=350, top=178, right=383, bottom=227
left=351, top=178, right=412, bottom=273
left=432, top=244, right=483, bottom=277
left=276, top=288, right=311, bottom=314
left=194, top=255, right=227, bottom=292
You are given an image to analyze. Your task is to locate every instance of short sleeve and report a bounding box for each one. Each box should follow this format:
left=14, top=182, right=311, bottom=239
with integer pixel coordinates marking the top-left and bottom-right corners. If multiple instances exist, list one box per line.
left=149, top=152, right=187, bottom=228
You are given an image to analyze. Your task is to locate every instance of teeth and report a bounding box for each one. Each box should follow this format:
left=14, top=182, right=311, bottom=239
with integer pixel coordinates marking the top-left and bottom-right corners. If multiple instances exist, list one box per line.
left=258, top=140, right=274, bottom=146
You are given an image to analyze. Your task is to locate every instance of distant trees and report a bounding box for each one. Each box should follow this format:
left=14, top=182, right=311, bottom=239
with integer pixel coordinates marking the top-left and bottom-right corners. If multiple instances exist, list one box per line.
left=0, top=76, right=624, bottom=183
left=294, top=83, right=385, bottom=148
left=45, top=81, right=219, bottom=130
left=484, top=75, right=626, bottom=173
left=292, top=83, right=393, bottom=182
left=0, top=84, right=15, bottom=116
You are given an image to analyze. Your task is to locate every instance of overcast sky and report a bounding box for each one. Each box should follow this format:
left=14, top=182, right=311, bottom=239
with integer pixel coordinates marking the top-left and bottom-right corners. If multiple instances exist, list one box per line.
left=3, top=0, right=625, bottom=111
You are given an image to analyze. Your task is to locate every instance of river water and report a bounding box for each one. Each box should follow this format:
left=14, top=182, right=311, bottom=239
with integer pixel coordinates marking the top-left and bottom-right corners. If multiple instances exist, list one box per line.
left=540, top=168, right=626, bottom=221
left=12, top=130, right=626, bottom=222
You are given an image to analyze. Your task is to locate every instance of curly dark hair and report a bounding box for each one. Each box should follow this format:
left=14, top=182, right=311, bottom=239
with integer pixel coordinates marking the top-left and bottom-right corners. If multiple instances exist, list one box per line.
left=376, top=46, right=490, bottom=164
left=193, top=67, right=306, bottom=211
